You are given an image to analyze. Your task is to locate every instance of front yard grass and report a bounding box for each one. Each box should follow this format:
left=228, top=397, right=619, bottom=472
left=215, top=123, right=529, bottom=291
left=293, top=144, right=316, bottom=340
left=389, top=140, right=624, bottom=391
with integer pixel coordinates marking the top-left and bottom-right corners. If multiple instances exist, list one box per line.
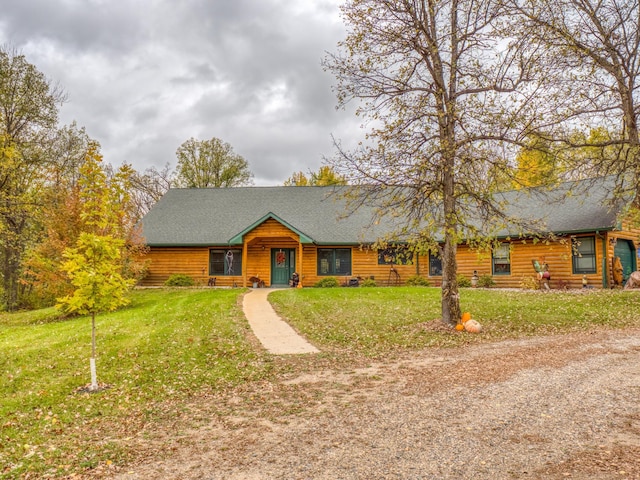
left=270, top=287, right=640, bottom=355
left=1, top=286, right=639, bottom=478
left=0, top=288, right=271, bottom=479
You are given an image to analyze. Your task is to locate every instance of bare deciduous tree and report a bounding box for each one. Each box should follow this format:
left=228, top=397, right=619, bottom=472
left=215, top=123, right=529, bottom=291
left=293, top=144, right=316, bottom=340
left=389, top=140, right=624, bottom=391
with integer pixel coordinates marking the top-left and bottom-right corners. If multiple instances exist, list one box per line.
left=324, top=0, right=545, bottom=326
left=509, top=0, right=640, bottom=205
left=129, top=163, right=174, bottom=220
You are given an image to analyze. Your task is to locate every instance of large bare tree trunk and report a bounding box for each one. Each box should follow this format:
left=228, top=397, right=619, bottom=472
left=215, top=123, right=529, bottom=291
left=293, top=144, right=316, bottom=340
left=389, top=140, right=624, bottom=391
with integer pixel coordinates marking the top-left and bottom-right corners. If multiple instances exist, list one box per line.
left=441, top=232, right=460, bottom=327
left=441, top=155, right=460, bottom=326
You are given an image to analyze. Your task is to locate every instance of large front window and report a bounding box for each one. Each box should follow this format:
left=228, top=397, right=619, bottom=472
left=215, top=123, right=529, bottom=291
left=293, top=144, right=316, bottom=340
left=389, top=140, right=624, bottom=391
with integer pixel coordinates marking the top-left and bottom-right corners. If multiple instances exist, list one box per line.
left=492, top=243, right=511, bottom=275
left=317, top=248, right=352, bottom=276
left=209, top=249, right=242, bottom=276
left=572, top=237, right=597, bottom=274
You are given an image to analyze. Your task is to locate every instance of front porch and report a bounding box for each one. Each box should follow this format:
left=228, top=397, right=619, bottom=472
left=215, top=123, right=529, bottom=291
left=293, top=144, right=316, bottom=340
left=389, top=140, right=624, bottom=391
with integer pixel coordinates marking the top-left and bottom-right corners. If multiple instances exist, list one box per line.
left=239, top=216, right=308, bottom=288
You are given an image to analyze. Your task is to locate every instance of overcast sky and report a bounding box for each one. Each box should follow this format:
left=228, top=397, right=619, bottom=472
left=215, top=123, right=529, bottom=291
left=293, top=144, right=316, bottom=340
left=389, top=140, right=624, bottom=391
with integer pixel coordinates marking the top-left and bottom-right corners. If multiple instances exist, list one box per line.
left=0, top=0, right=362, bottom=185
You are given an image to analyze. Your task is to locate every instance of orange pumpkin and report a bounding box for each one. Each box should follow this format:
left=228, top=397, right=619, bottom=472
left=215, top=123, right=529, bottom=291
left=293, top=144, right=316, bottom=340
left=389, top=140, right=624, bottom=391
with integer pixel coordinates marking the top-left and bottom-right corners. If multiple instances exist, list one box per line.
left=461, top=312, right=472, bottom=323
left=464, top=319, right=482, bottom=333
left=455, top=323, right=465, bottom=331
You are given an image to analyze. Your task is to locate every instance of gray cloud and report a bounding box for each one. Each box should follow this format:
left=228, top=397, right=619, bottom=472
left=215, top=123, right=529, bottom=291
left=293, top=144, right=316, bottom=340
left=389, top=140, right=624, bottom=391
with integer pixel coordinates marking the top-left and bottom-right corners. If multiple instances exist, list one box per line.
left=0, top=0, right=361, bottom=185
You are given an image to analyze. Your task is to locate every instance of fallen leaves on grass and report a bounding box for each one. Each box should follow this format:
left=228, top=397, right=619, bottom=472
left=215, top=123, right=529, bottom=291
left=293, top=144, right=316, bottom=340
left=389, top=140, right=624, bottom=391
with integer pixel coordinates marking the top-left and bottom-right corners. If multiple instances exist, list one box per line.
left=416, top=319, right=461, bottom=333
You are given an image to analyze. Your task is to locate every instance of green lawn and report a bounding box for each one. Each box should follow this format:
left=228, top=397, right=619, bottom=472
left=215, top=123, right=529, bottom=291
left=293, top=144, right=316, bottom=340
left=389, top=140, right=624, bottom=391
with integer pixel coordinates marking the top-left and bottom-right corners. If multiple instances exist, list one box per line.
left=0, top=288, right=271, bottom=479
left=1, top=286, right=639, bottom=478
left=269, top=287, right=640, bottom=355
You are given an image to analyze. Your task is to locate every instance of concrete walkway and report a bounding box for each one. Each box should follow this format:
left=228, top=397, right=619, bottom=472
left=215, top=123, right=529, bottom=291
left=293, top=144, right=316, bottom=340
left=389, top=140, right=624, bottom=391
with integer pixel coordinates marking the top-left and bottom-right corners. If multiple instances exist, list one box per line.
left=242, top=288, right=319, bottom=355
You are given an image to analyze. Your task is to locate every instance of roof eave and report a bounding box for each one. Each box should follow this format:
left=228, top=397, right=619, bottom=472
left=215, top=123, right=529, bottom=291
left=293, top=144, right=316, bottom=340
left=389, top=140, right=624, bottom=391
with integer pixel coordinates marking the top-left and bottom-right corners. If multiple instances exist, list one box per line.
left=553, top=226, right=616, bottom=236
left=228, top=212, right=315, bottom=244
left=493, top=226, right=616, bottom=240
left=145, top=243, right=227, bottom=248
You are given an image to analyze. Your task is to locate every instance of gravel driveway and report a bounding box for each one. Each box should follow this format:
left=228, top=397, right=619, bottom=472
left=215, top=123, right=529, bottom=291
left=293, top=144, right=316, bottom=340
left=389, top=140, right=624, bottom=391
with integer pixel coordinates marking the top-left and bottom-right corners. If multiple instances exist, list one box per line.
left=113, top=328, right=640, bottom=480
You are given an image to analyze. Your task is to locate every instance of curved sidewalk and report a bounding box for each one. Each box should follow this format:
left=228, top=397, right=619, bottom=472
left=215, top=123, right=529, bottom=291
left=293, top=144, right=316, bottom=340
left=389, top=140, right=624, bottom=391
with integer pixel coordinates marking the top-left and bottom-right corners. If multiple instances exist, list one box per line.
left=242, top=288, right=319, bottom=355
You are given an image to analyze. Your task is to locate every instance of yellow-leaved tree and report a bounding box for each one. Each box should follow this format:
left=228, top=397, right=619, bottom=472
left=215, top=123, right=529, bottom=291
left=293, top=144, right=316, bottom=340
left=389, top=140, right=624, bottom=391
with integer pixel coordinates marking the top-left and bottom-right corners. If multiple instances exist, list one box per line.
left=513, top=136, right=558, bottom=188
left=57, top=146, right=136, bottom=391
left=284, top=166, right=346, bottom=186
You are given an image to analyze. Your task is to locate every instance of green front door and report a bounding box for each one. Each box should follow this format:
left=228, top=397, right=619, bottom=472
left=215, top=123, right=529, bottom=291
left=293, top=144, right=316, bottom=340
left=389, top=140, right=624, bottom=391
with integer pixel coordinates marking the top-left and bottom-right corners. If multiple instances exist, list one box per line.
left=271, top=249, right=296, bottom=286
left=615, top=239, right=637, bottom=282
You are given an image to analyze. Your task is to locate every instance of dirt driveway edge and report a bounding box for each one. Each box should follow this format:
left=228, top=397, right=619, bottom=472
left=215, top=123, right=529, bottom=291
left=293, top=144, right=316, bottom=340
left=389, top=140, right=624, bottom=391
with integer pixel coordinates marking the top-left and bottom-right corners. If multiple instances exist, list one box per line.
left=111, top=328, right=640, bottom=480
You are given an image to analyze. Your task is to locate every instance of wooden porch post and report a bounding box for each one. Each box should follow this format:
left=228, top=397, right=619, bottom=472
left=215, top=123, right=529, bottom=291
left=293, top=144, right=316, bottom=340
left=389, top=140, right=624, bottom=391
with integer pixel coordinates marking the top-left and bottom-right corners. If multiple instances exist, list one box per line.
left=298, top=240, right=304, bottom=287
left=242, top=241, right=248, bottom=287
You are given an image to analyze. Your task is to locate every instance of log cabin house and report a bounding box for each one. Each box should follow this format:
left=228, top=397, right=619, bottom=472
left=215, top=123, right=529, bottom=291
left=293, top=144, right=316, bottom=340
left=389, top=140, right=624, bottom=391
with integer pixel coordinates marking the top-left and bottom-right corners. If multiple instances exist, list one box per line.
left=139, top=176, right=639, bottom=289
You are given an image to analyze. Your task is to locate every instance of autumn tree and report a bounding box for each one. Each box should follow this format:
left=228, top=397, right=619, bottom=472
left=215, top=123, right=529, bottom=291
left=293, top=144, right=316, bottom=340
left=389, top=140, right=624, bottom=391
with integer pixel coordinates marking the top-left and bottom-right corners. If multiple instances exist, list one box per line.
left=511, top=127, right=624, bottom=189
left=324, top=0, right=545, bottom=326
left=509, top=0, right=640, bottom=208
left=284, top=171, right=310, bottom=186
left=82, top=153, right=148, bottom=283
left=513, top=136, right=558, bottom=188
left=284, top=166, right=347, bottom=186
left=22, top=125, right=146, bottom=307
left=310, top=166, right=347, bottom=186
left=21, top=124, right=94, bottom=307
left=57, top=146, right=136, bottom=391
left=556, top=128, right=623, bottom=181
left=174, top=137, right=253, bottom=188
left=0, top=47, right=65, bottom=310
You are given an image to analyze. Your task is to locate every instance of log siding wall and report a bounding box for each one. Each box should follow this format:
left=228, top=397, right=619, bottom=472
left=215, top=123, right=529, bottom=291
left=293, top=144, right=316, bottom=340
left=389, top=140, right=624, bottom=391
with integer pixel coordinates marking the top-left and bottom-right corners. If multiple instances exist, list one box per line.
left=141, top=247, right=211, bottom=286
left=140, top=219, right=639, bottom=289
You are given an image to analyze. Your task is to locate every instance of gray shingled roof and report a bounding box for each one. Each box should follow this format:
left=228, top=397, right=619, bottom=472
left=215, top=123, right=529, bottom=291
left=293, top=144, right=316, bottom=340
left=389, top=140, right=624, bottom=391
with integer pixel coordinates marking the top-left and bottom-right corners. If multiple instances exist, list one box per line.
left=140, top=176, right=627, bottom=247
left=140, top=186, right=394, bottom=246
left=498, top=176, right=624, bottom=235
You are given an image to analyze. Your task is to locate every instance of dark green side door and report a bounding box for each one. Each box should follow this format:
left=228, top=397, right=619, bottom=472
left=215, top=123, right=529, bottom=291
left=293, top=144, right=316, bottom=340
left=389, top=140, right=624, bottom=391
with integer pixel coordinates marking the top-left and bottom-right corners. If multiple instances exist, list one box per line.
left=614, top=239, right=637, bottom=282
left=271, top=249, right=296, bottom=286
